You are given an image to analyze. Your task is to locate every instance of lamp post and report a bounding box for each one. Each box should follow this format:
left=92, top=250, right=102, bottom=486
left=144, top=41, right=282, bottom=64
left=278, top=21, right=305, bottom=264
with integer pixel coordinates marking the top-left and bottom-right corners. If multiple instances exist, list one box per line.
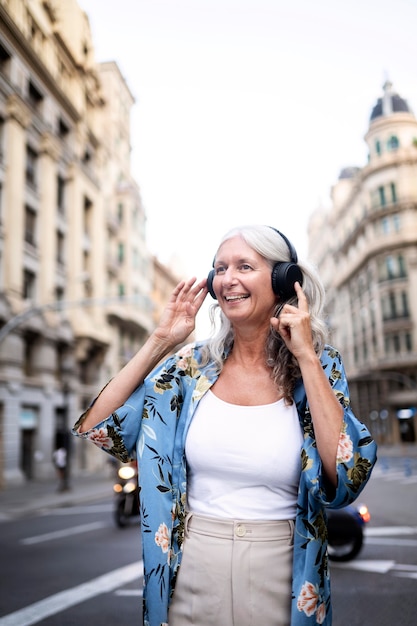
left=59, top=353, right=73, bottom=491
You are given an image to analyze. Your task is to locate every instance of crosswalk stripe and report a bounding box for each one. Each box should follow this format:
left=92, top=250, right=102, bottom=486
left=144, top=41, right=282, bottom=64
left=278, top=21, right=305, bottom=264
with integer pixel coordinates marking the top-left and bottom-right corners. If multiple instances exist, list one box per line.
left=0, top=561, right=143, bottom=626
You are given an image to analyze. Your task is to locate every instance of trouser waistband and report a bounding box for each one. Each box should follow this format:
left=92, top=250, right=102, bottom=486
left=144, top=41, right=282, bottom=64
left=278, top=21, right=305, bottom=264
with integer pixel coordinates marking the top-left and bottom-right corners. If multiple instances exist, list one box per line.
left=184, top=511, right=294, bottom=542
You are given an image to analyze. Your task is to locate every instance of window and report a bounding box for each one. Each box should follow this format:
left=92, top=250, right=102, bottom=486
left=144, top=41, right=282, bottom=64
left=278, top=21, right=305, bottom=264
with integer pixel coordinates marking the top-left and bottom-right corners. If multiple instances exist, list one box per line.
left=387, top=136, right=399, bottom=151
left=24, top=206, right=36, bottom=246
left=117, top=203, right=123, bottom=224
left=381, top=291, right=409, bottom=321
left=28, top=80, right=43, bottom=111
left=378, top=186, right=386, bottom=207
left=389, top=292, right=397, bottom=318
left=390, top=182, right=397, bottom=203
left=375, top=140, right=382, bottom=156
left=55, top=286, right=65, bottom=302
left=118, top=242, right=125, bottom=264
left=26, top=146, right=38, bottom=187
left=56, top=231, right=65, bottom=264
left=58, top=118, right=69, bottom=138
left=23, top=334, right=38, bottom=377
left=393, top=214, right=401, bottom=232
left=401, top=291, right=409, bottom=317
left=381, top=217, right=390, bottom=234
left=83, top=196, right=92, bottom=238
left=23, top=269, right=36, bottom=300
left=57, top=176, right=65, bottom=214
left=379, top=254, right=407, bottom=281
left=0, top=42, right=11, bottom=78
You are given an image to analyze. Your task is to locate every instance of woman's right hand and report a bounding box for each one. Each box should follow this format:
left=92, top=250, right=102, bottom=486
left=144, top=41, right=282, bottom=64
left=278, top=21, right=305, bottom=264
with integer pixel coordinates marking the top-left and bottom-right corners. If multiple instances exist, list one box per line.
left=78, top=277, right=208, bottom=432
left=152, top=277, right=208, bottom=349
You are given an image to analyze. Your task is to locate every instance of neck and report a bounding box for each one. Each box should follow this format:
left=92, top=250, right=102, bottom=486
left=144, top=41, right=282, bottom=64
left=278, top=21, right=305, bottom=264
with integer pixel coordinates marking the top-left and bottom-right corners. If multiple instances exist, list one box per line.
left=230, top=328, right=269, bottom=365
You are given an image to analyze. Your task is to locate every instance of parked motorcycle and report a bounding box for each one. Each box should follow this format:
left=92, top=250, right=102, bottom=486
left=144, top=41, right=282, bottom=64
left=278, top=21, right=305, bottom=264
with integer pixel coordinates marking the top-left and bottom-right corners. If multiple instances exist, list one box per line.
left=113, top=462, right=140, bottom=528
left=327, top=503, right=370, bottom=561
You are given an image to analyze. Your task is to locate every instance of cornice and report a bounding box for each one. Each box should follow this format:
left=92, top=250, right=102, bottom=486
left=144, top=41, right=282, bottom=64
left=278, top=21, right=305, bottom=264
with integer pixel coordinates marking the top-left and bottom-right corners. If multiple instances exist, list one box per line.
left=0, top=4, right=80, bottom=123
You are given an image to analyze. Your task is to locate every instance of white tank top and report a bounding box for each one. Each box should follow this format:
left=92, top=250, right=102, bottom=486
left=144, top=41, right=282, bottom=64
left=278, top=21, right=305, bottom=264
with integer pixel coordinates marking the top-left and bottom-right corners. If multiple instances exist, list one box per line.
left=185, top=390, right=303, bottom=520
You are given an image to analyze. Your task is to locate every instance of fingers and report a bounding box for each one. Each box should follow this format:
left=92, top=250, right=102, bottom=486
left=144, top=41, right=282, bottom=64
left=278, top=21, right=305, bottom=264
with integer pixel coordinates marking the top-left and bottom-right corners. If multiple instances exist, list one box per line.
left=172, top=277, right=208, bottom=306
left=294, top=281, right=309, bottom=312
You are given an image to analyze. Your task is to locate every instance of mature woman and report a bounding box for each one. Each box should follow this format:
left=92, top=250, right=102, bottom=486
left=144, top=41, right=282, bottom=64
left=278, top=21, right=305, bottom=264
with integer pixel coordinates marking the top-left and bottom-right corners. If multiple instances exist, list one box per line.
left=74, top=225, right=377, bottom=626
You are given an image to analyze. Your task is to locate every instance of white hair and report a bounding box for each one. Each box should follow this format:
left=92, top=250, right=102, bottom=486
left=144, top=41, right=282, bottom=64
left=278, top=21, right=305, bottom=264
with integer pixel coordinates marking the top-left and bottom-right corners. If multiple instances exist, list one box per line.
left=201, top=225, right=328, bottom=402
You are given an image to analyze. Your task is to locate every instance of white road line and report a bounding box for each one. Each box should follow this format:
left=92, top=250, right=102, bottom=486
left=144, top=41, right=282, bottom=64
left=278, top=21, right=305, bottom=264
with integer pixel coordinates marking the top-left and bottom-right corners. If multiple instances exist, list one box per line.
left=42, top=504, right=113, bottom=516
left=0, top=561, right=143, bottom=626
left=114, top=589, right=143, bottom=596
left=20, top=521, right=108, bottom=545
left=366, top=537, right=417, bottom=547
left=332, top=559, right=417, bottom=580
left=366, top=526, right=417, bottom=536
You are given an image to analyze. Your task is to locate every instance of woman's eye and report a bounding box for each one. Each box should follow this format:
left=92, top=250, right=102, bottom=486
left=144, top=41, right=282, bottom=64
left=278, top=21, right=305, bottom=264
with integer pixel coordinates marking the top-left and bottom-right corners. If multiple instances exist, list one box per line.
left=215, top=266, right=226, bottom=274
left=240, top=264, right=252, bottom=271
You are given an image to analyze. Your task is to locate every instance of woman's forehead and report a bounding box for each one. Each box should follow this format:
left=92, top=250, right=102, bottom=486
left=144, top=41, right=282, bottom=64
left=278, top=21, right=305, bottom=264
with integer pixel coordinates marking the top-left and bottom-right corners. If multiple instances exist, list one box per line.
left=215, top=236, right=265, bottom=263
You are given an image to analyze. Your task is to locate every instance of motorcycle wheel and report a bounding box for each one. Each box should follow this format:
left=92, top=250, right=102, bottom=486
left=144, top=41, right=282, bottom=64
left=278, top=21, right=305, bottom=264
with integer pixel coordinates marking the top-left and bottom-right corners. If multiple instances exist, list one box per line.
left=328, top=532, right=363, bottom=562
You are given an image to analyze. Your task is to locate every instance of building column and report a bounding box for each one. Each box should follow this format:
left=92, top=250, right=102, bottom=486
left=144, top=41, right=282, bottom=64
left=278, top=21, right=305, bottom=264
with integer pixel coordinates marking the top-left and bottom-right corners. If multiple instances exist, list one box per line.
left=3, top=95, right=31, bottom=308
left=38, top=132, right=60, bottom=305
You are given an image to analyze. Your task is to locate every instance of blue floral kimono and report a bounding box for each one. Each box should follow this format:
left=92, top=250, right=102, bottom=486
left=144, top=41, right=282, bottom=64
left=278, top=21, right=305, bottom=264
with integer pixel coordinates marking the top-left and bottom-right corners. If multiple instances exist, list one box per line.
left=73, top=341, right=377, bottom=626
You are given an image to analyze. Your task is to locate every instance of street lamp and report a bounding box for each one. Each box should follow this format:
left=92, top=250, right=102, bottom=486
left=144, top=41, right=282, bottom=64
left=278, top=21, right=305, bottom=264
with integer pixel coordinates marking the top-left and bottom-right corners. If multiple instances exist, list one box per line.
left=59, top=352, right=73, bottom=491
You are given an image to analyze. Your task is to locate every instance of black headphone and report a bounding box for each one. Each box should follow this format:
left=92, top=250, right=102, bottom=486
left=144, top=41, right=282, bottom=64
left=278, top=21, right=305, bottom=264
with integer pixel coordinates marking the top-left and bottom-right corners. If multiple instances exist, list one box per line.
left=207, top=227, right=303, bottom=300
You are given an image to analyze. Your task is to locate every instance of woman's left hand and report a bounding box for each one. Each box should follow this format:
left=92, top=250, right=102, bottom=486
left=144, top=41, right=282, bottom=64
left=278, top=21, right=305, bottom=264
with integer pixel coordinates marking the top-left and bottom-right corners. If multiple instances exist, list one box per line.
left=270, top=282, right=315, bottom=360
left=272, top=282, right=343, bottom=487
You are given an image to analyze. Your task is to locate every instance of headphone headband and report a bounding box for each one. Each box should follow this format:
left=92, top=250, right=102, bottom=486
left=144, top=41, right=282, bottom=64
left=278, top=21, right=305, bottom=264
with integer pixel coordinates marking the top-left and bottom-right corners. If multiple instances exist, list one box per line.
left=268, top=227, right=298, bottom=263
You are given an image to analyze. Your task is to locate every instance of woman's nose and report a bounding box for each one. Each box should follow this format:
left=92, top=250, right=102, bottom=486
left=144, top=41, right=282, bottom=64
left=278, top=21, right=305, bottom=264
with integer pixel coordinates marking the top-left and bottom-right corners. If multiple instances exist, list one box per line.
left=222, top=267, right=238, bottom=285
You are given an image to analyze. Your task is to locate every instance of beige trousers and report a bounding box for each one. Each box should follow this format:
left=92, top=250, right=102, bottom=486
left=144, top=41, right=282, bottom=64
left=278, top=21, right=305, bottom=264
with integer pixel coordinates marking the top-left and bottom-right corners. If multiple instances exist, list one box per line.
left=169, top=512, right=294, bottom=626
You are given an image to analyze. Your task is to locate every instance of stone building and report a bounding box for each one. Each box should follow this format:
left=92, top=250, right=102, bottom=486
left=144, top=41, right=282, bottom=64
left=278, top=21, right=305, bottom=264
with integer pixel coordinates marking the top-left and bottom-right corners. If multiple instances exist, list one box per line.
left=308, top=81, right=417, bottom=446
left=0, top=0, right=159, bottom=486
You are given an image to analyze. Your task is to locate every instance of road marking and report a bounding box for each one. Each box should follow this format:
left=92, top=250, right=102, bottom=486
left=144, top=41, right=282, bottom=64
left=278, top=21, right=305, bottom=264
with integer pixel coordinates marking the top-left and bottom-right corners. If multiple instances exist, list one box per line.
left=0, top=561, right=143, bottom=626
left=366, top=526, right=417, bottom=536
left=332, top=560, right=417, bottom=580
left=21, top=521, right=108, bottom=545
left=41, top=504, right=113, bottom=516
left=366, top=537, right=417, bottom=547
left=114, top=589, right=143, bottom=596
left=331, top=559, right=395, bottom=574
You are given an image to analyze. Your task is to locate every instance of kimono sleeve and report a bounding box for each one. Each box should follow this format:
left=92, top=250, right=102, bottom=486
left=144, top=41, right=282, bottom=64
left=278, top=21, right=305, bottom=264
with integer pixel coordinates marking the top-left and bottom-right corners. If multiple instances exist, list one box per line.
left=72, top=381, right=147, bottom=463
left=300, top=346, right=377, bottom=508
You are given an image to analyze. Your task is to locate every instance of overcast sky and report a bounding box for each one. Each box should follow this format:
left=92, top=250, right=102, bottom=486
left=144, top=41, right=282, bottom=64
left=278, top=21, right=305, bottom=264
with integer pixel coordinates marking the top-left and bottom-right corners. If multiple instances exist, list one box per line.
left=79, top=0, right=417, bottom=330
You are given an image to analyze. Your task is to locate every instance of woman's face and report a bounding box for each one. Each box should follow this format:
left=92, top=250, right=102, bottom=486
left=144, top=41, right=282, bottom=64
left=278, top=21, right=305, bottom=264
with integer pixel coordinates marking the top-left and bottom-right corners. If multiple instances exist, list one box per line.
left=213, top=235, right=278, bottom=328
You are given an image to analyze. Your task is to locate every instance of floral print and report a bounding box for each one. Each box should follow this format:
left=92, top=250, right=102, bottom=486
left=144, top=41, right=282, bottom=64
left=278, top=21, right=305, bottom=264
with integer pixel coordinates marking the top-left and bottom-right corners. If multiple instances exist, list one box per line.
left=73, top=342, right=377, bottom=626
left=296, top=581, right=326, bottom=624
left=336, top=429, right=353, bottom=463
left=155, top=523, right=171, bottom=556
left=87, top=426, right=114, bottom=450
left=297, top=581, right=320, bottom=617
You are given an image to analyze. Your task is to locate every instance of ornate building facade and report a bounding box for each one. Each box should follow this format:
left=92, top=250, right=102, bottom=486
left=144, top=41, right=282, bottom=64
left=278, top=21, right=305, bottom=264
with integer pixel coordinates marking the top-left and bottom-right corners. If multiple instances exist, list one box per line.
left=0, top=0, right=179, bottom=486
left=308, top=81, right=417, bottom=446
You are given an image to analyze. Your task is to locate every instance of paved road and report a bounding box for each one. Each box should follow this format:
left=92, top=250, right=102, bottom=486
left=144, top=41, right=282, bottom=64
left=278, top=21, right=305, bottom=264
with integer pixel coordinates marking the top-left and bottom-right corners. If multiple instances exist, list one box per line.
left=0, top=447, right=416, bottom=625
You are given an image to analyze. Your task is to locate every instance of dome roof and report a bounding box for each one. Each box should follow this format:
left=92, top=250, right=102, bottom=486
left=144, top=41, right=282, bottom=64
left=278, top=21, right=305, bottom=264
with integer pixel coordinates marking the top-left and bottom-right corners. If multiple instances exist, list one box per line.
left=370, top=80, right=412, bottom=121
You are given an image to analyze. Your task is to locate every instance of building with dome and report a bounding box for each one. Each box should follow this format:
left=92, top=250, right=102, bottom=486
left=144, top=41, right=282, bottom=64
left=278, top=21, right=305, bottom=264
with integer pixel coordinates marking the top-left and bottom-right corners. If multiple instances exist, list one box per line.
left=308, top=81, right=417, bottom=446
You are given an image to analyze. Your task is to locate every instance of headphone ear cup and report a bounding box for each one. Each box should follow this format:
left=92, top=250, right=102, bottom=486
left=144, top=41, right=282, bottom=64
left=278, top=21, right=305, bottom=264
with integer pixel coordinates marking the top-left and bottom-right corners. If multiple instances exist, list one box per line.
left=207, top=269, right=217, bottom=299
left=271, top=263, right=303, bottom=300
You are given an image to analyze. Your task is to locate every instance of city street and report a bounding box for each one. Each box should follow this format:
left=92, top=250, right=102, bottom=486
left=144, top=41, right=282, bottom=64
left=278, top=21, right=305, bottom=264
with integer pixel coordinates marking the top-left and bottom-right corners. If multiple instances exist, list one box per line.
left=0, top=453, right=416, bottom=625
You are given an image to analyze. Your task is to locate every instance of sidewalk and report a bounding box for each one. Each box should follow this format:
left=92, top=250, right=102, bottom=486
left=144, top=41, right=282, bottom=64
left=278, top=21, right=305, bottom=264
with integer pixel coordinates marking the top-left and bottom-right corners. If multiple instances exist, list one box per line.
left=0, top=472, right=115, bottom=521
